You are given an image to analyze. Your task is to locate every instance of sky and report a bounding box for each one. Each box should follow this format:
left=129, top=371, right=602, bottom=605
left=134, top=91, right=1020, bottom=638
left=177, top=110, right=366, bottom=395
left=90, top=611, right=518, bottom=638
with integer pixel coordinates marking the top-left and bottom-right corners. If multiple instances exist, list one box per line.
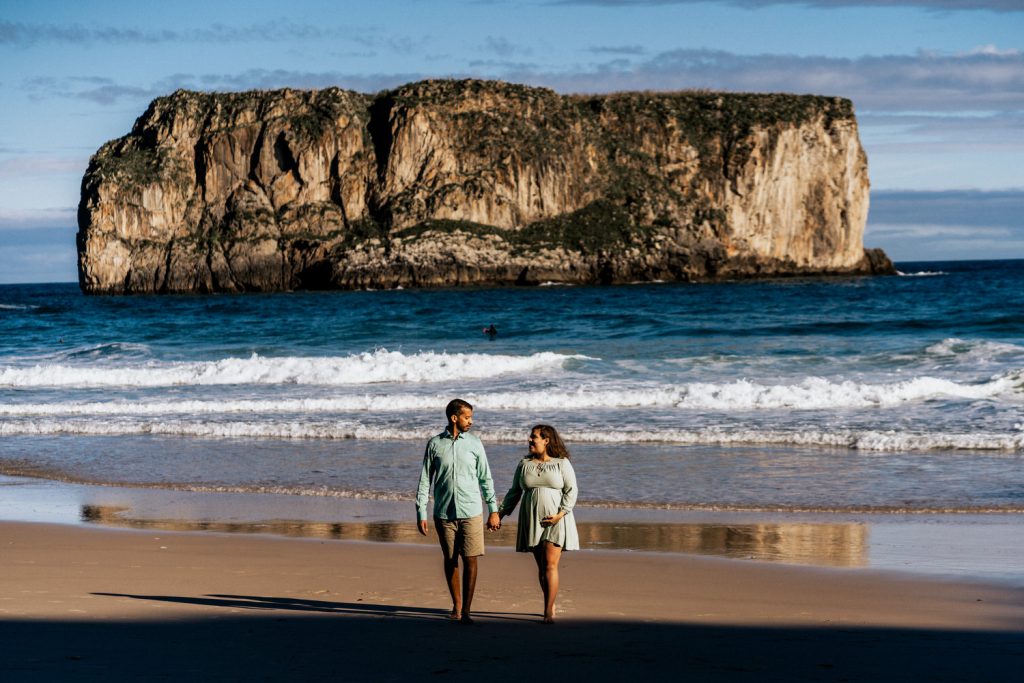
left=1, top=0, right=1022, bottom=284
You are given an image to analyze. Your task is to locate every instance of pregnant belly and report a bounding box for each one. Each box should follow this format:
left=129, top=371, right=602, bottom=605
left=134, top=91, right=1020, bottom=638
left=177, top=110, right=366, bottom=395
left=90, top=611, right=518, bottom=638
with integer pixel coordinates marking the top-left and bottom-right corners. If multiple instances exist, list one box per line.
left=527, top=487, right=561, bottom=515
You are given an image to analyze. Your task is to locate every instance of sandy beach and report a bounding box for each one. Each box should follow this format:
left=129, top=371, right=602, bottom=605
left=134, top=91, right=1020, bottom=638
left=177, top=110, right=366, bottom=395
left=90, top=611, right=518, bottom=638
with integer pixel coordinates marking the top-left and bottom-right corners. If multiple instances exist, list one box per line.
left=2, top=520, right=1022, bottom=682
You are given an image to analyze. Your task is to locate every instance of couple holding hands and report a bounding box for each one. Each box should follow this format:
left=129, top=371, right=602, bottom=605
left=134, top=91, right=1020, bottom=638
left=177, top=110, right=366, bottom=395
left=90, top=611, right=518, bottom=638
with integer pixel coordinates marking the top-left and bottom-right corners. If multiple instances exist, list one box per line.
left=415, top=398, right=579, bottom=624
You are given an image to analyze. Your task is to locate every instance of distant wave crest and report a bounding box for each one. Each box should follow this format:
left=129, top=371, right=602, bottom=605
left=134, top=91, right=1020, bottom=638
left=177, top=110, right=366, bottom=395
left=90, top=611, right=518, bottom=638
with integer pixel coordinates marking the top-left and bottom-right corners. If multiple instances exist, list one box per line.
left=924, top=338, right=1024, bottom=361
left=0, top=369, right=1019, bottom=415
left=2, top=419, right=1022, bottom=451
left=0, top=349, right=586, bottom=388
left=896, top=270, right=947, bottom=277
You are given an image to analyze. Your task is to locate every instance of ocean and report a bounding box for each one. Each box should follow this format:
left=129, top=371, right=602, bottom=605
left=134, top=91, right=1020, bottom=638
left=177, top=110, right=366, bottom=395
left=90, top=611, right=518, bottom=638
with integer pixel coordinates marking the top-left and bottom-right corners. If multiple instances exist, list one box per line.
left=2, top=260, right=1023, bottom=579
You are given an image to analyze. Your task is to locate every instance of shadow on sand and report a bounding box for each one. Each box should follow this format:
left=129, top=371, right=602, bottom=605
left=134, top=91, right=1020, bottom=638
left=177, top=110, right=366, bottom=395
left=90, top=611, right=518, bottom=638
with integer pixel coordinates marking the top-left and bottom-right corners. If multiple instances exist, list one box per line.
left=3, top=593, right=1022, bottom=681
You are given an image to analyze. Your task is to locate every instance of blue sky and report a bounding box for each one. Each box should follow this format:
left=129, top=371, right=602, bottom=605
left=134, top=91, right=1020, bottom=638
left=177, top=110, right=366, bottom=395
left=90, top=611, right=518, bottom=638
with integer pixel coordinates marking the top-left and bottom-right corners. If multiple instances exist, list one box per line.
left=1, top=0, right=1022, bottom=283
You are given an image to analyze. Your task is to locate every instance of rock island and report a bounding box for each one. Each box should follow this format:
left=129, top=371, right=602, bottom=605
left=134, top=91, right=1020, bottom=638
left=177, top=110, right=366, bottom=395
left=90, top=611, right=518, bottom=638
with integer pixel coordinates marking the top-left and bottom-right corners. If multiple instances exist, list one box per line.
left=76, top=79, right=894, bottom=294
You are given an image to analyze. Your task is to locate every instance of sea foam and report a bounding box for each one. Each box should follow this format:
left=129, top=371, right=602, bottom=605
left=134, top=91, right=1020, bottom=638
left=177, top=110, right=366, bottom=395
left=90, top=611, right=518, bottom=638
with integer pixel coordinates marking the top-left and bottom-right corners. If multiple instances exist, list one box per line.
left=2, top=419, right=1022, bottom=451
left=0, top=370, right=1018, bottom=416
left=0, top=349, right=586, bottom=388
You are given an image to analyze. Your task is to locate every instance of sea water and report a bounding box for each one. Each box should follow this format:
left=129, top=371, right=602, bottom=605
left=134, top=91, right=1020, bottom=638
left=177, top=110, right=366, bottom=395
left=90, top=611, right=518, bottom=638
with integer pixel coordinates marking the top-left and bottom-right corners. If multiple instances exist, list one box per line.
left=1, top=260, right=1022, bottom=515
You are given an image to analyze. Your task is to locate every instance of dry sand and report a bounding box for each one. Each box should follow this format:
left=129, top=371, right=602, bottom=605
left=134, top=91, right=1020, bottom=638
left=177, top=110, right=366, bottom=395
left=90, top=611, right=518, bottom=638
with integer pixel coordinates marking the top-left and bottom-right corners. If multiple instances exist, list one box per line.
left=2, top=520, right=1022, bottom=681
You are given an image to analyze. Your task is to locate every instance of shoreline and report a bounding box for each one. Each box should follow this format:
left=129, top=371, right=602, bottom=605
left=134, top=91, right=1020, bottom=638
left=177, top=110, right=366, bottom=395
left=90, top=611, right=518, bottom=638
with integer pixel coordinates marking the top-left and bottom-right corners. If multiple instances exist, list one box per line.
left=4, top=473, right=1024, bottom=587
left=2, top=519, right=1022, bottom=681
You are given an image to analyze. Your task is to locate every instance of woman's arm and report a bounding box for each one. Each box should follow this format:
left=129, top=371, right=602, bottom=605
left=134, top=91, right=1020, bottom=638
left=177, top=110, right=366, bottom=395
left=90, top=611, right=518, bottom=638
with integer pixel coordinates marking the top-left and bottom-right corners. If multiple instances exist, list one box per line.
left=498, top=460, right=525, bottom=518
left=557, top=459, right=578, bottom=515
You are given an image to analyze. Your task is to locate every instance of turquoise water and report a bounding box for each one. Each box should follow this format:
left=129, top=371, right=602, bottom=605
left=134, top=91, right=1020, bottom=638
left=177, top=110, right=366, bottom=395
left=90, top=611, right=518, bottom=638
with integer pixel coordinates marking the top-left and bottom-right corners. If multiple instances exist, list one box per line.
left=1, top=260, right=1022, bottom=511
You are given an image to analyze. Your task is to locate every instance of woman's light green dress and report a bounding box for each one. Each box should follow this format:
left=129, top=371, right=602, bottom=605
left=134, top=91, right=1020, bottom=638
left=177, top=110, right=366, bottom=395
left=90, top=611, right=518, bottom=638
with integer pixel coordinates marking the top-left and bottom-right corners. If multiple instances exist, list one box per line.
left=499, top=457, right=579, bottom=552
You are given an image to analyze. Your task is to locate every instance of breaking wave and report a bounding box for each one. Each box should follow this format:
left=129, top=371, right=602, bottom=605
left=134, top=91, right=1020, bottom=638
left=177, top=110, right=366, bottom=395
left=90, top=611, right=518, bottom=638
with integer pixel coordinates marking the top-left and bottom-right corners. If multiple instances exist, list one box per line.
left=1, top=370, right=1018, bottom=415
left=0, top=349, right=586, bottom=388
left=1, top=419, right=1022, bottom=451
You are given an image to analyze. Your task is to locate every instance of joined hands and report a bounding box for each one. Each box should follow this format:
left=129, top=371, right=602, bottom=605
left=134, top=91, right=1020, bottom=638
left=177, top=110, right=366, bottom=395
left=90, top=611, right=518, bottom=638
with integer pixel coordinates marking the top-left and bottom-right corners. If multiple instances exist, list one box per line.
left=486, top=511, right=502, bottom=531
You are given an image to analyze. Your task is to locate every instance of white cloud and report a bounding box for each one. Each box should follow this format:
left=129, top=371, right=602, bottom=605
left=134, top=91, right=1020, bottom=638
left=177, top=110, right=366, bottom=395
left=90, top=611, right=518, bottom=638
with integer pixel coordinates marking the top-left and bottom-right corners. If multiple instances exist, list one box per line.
left=964, top=44, right=1023, bottom=57
left=0, top=156, right=87, bottom=179
left=0, top=208, right=77, bottom=230
left=19, top=45, right=1024, bottom=117
left=0, top=20, right=364, bottom=45
left=865, top=189, right=1024, bottom=260
left=516, top=48, right=1024, bottom=112
left=867, top=223, right=1011, bottom=238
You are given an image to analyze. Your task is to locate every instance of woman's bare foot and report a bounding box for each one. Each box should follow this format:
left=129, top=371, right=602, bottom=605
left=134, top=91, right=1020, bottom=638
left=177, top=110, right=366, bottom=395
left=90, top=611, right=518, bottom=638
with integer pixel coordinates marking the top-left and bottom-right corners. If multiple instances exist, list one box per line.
left=542, top=613, right=555, bottom=624
left=460, top=613, right=475, bottom=625
left=448, top=610, right=461, bottom=621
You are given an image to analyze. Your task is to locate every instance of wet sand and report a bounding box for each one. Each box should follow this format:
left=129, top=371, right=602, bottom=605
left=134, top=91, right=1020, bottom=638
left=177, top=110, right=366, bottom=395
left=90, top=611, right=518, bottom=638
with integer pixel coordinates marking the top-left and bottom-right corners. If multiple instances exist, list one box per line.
left=2, top=520, right=1022, bottom=681
left=4, top=474, right=1024, bottom=583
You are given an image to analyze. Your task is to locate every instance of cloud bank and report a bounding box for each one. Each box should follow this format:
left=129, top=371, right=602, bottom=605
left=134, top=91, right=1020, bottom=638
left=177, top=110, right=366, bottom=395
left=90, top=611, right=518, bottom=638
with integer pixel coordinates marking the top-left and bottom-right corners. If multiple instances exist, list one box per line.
left=551, top=0, right=1023, bottom=12
left=21, top=46, right=1024, bottom=116
left=0, top=20, right=360, bottom=45
left=524, top=48, right=1024, bottom=112
left=867, top=189, right=1024, bottom=261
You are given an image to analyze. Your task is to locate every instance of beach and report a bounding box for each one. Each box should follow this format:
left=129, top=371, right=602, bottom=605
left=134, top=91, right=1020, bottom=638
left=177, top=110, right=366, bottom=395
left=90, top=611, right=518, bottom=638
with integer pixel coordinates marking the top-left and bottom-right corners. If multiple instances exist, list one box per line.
left=3, top=270, right=1024, bottom=679
left=3, top=519, right=1023, bottom=681
left=3, top=476, right=1024, bottom=681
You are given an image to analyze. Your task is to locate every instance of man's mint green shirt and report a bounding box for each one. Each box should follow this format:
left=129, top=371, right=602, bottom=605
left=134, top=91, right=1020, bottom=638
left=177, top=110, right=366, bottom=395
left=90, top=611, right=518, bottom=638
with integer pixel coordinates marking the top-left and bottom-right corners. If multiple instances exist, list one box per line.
left=416, top=429, right=498, bottom=521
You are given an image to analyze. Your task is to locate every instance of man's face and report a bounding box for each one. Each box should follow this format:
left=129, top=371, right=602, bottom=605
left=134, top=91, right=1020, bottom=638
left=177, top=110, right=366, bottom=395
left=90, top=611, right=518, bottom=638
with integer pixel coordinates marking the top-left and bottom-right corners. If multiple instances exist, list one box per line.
left=451, top=408, right=473, bottom=434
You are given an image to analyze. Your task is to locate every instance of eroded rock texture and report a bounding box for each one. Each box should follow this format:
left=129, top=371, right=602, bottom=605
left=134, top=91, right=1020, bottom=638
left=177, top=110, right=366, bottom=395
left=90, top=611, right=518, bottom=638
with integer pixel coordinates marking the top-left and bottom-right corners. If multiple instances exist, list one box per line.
left=77, top=79, right=893, bottom=293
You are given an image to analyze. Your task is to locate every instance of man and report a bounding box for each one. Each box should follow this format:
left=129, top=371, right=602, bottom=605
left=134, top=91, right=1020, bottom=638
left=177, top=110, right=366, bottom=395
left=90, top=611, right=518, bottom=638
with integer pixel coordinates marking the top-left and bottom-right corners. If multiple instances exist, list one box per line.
left=416, top=398, right=501, bottom=624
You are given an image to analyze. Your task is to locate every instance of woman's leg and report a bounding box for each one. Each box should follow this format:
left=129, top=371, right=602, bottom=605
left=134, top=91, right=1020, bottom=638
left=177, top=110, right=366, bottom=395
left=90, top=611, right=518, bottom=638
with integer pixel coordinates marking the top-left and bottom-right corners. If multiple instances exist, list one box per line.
left=532, top=545, right=548, bottom=607
left=540, top=541, right=562, bottom=623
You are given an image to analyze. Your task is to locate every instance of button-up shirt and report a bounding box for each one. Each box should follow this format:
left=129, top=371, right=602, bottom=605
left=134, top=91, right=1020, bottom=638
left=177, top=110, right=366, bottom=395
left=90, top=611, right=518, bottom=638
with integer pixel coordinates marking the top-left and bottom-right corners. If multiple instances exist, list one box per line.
left=416, top=429, right=498, bottom=521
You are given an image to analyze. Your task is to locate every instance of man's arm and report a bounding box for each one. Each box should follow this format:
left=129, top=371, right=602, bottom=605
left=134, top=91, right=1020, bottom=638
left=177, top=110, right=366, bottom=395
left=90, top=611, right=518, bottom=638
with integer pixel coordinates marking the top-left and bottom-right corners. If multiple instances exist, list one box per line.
left=476, top=444, right=501, bottom=530
left=415, top=443, right=433, bottom=535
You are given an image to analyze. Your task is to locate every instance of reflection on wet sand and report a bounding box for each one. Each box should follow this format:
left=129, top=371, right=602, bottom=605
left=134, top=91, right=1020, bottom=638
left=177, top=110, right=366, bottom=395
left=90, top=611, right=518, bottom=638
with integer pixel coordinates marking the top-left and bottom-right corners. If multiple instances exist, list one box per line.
left=80, top=505, right=867, bottom=567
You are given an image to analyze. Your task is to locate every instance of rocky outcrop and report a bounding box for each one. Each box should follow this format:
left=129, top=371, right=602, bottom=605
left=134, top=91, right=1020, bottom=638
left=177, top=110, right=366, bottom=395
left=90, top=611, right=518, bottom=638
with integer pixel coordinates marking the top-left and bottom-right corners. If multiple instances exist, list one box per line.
left=77, top=79, right=893, bottom=293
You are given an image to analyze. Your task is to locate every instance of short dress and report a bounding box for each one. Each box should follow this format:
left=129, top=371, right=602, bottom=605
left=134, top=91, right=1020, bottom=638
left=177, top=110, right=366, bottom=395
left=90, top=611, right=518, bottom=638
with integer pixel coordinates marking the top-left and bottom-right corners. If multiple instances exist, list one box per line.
left=499, top=457, right=579, bottom=552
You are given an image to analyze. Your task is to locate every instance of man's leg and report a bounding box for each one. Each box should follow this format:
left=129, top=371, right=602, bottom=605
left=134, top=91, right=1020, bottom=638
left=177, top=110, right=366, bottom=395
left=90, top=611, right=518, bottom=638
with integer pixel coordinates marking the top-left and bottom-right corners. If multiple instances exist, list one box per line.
left=435, top=518, right=462, bottom=618
left=457, top=516, right=485, bottom=624
left=443, top=556, right=462, bottom=618
left=460, top=555, right=478, bottom=623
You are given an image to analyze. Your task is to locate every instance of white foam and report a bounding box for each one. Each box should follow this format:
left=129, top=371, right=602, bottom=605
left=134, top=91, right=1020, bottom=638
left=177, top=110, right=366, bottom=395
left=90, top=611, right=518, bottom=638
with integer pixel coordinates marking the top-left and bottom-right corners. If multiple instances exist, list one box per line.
left=2, top=419, right=1022, bottom=451
left=540, top=428, right=1024, bottom=452
left=0, top=419, right=427, bottom=441
left=0, top=369, right=1019, bottom=416
left=924, top=338, right=1024, bottom=361
left=896, top=270, right=947, bottom=277
left=0, top=397, right=446, bottom=416
left=489, top=371, right=1019, bottom=411
left=0, top=349, right=587, bottom=388
left=669, top=373, right=1021, bottom=410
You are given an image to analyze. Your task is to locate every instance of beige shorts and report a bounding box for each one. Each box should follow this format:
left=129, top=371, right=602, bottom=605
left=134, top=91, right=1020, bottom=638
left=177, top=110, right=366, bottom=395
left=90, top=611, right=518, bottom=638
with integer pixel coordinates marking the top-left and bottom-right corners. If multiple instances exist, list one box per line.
left=434, top=515, right=485, bottom=559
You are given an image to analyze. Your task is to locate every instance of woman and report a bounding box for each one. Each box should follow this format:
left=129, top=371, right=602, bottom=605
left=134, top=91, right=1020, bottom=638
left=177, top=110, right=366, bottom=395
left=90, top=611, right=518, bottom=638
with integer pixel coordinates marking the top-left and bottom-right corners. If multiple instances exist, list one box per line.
left=498, top=424, right=579, bottom=623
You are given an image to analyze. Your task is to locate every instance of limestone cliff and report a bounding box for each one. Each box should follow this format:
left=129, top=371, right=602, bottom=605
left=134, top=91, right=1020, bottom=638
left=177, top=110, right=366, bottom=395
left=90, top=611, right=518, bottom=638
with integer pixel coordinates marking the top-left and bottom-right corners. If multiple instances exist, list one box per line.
left=77, top=79, right=893, bottom=293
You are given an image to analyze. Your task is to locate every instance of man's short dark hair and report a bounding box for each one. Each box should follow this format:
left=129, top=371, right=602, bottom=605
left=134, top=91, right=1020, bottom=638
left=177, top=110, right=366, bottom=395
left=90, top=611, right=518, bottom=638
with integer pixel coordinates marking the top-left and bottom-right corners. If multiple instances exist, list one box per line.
left=446, top=398, right=473, bottom=420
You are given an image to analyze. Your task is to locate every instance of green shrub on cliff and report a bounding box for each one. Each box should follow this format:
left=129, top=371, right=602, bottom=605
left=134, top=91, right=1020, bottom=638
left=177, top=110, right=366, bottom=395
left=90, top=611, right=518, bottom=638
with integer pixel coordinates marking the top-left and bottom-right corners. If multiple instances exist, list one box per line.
left=514, top=200, right=654, bottom=253
left=95, top=145, right=187, bottom=190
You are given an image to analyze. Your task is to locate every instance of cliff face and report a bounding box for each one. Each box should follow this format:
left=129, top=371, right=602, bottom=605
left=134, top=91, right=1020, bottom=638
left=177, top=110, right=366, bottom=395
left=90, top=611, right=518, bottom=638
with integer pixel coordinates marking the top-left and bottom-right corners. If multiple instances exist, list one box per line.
left=77, top=79, right=892, bottom=294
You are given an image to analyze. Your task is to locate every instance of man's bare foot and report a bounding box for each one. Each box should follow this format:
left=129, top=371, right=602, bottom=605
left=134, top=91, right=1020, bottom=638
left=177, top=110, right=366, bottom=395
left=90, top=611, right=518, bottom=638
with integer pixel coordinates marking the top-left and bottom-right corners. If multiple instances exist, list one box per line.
left=448, top=610, right=461, bottom=621
left=460, top=614, right=475, bottom=624
left=541, top=614, right=555, bottom=624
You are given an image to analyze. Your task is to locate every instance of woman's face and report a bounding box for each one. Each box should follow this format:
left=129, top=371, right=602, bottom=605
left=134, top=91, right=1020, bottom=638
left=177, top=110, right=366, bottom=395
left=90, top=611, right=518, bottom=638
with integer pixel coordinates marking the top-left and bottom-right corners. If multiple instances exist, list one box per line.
left=528, top=429, right=549, bottom=457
